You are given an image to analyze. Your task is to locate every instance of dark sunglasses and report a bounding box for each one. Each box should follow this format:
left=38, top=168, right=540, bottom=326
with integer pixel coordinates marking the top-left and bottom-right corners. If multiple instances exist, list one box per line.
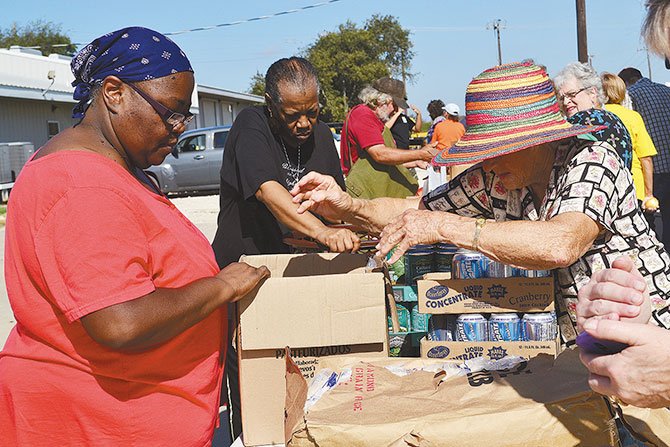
left=125, top=82, right=194, bottom=130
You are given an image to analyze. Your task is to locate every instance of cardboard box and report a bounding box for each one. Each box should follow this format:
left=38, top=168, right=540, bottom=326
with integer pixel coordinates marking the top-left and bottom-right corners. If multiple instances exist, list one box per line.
left=237, top=253, right=388, bottom=447
left=420, top=337, right=560, bottom=361
left=416, top=274, right=560, bottom=360
left=417, top=275, right=554, bottom=314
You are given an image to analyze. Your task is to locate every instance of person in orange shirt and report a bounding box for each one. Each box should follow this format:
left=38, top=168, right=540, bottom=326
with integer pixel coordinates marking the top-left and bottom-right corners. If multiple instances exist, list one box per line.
left=431, top=103, right=466, bottom=151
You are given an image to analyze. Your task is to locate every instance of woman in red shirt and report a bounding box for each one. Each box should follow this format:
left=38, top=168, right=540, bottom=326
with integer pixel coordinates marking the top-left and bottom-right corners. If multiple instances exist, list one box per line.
left=0, top=27, right=269, bottom=446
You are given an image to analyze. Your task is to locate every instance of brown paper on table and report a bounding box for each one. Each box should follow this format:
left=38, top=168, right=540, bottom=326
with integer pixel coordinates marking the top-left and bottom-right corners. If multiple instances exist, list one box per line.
left=285, top=348, right=622, bottom=447
left=618, top=405, right=670, bottom=446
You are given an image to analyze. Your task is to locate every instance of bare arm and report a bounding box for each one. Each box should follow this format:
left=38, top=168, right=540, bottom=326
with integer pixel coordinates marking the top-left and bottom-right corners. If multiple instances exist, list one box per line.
left=410, top=105, right=422, bottom=132
left=290, top=171, right=420, bottom=234
left=473, top=212, right=602, bottom=268
left=347, top=196, right=423, bottom=234
left=379, top=209, right=600, bottom=269
left=257, top=180, right=359, bottom=251
left=366, top=143, right=437, bottom=165
left=385, top=110, right=402, bottom=129
left=81, top=262, right=269, bottom=351
left=640, top=156, right=654, bottom=197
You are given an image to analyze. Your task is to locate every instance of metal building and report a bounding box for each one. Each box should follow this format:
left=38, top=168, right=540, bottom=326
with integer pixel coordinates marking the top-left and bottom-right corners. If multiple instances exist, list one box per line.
left=0, top=47, right=263, bottom=149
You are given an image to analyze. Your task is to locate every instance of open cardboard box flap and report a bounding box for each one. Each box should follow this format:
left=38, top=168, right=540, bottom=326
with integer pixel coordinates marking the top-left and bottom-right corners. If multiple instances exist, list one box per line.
left=238, top=273, right=385, bottom=350
left=238, top=253, right=385, bottom=351
left=240, top=252, right=371, bottom=277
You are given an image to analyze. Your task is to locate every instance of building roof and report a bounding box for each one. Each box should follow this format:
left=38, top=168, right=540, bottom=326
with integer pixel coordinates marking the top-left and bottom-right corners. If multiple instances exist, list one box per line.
left=0, top=48, right=76, bottom=103
left=198, top=85, right=263, bottom=103
left=0, top=48, right=261, bottom=109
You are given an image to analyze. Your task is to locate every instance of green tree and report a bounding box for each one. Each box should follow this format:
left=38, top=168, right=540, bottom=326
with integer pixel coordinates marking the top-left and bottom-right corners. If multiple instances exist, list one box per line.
left=365, top=14, right=415, bottom=83
left=248, top=70, right=266, bottom=96
left=0, top=20, right=76, bottom=56
left=305, top=15, right=414, bottom=121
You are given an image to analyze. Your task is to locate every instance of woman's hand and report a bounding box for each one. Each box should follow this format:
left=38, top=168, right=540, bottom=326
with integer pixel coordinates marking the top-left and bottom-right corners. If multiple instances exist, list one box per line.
left=314, top=227, right=361, bottom=252
left=290, top=172, right=354, bottom=222
left=215, top=262, right=271, bottom=303
left=576, top=256, right=651, bottom=331
left=377, top=209, right=451, bottom=263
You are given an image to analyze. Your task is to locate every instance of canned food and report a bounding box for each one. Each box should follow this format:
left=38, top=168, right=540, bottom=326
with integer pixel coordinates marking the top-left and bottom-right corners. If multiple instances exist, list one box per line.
left=484, top=258, right=515, bottom=278
left=388, top=302, right=411, bottom=333
left=434, top=243, right=458, bottom=273
left=427, top=314, right=452, bottom=341
left=519, top=269, right=551, bottom=278
left=385, top=248, right=406, bottom=283
left=456, top=313, right=488, bottom=341
left=452, top=249, right=485, bottom=279
left=404, top=247, right=434, bottom=286
left=411, top=305, right=430, bottom=332
left=489, top=313, right=521, bottom=341
left=521, top=313, right=557, bottom=341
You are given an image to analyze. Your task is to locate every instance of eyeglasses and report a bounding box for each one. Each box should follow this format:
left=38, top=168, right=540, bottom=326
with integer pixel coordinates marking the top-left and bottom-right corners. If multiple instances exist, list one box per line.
left=558, top=86, right=589, bottom=103
left=125, top=82, right=194, bottom=130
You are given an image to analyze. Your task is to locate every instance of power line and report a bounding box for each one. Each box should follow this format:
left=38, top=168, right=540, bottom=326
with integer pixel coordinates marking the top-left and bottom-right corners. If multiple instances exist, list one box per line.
left=2, top=0, right=343, bottom=51
left=164, top=0, right=343, bottom=36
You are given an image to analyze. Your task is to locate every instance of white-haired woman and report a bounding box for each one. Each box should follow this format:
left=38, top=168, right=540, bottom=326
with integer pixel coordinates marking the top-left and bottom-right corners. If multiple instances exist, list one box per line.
left=554, top=61, right=634, bottom=169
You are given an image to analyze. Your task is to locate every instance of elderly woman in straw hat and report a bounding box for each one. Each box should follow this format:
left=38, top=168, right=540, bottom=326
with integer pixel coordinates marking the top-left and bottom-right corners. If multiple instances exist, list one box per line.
left=0, top=27, right=269, bottom=445
left=291, top=60, right=670, bottom=345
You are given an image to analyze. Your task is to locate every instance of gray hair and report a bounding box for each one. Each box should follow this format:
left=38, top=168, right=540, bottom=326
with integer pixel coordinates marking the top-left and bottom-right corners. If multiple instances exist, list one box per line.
left=554, top=62, right=605, bottom=106
left=643, top=0, right=670, bottom=58
left=358, top=86, right=392, bottom=108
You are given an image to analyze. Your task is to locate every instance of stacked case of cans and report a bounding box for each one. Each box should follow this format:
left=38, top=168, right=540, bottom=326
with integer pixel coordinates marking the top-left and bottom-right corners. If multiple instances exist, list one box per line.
left=421, top=247, right=559, bottom=360
left=388, top=243, right=457, bottom=356
left=451, top=248, right=550, bottom=279
left=426, top=312, right=557, bottom=342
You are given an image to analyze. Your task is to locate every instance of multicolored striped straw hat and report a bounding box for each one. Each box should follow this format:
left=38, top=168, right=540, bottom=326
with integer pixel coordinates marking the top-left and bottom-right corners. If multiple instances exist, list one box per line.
left=433, top=61, right=605, bottom=166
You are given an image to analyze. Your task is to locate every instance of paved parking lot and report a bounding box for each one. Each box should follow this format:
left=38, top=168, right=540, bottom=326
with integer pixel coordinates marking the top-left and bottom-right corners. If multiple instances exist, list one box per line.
left=0, top=193, right=221, bottom=348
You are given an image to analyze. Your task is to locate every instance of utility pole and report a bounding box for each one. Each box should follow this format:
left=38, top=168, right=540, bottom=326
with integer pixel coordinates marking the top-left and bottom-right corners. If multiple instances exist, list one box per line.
left=637, top=48, right=654, bottom=81
left=576, top=0, right=588, bottom=63
left=487, top=19, right=505, bottom=66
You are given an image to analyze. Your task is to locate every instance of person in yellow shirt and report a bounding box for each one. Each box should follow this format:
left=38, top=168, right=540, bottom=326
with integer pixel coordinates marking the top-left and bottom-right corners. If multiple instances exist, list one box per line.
left=602, top=72, right=659, bottom=226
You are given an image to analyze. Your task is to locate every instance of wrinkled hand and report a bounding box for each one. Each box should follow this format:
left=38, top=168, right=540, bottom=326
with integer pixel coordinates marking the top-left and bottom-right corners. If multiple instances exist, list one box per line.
left=579, top=319, right=670, bottom=408
left=576, top=256, right=650, bottom=332
left=216, top=262, right=270, bottom=302
left=377, top=209, right=450, bottom=263
left=315, top=227, right=361, bottom=253
left=290, top=172, right=353, bottom=222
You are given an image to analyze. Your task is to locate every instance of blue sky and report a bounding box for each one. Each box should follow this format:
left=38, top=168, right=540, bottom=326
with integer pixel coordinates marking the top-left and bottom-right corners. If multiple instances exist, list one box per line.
left=3, top=0, right=665, bottom=118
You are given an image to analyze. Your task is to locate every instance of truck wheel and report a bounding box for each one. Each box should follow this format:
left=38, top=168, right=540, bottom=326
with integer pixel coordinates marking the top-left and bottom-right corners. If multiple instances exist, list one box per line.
left=1, top=189, right=9, bottom=204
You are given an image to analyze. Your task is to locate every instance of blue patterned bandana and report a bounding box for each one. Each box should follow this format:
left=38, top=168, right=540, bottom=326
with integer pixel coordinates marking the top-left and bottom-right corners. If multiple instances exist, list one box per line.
left=70, top=26, right=193, bottom=118
left=568, top=108, right=633, bottom=170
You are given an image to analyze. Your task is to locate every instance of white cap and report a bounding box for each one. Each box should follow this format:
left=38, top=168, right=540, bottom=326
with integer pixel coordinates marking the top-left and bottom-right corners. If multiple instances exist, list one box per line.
left=443, top=103, right=460, bottom=116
